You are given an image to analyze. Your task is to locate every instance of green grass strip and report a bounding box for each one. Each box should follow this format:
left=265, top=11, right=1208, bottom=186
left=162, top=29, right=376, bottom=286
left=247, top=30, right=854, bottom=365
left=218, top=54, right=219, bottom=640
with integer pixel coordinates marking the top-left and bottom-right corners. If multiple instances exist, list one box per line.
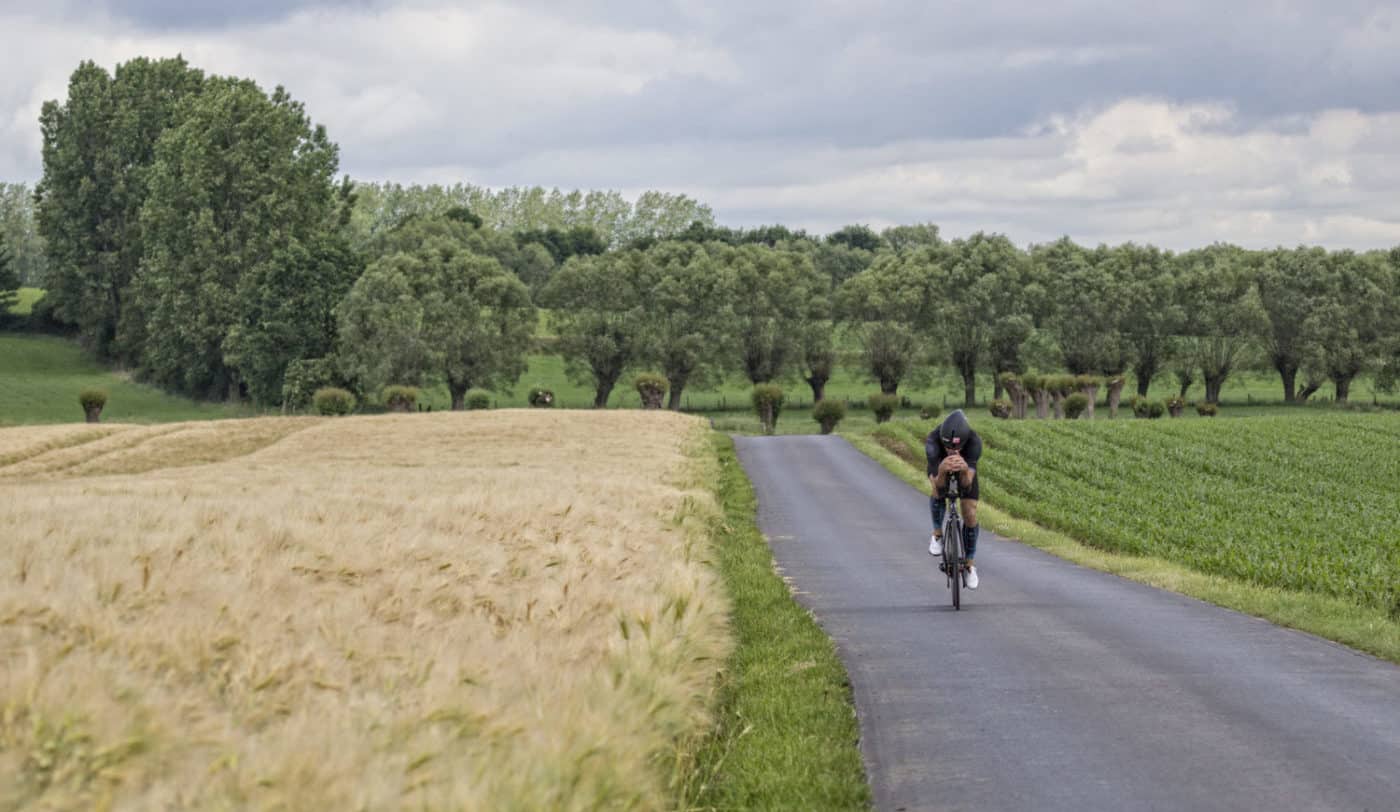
left=682, top=433, right=871, bottom=811
left=845, top=430, right=1400, bottom=667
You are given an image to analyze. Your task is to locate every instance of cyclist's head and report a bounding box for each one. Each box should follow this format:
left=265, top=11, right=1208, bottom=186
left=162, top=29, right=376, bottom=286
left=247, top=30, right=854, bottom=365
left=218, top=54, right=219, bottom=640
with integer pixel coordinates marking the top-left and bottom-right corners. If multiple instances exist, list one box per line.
left=939, top=409, right=971, bottom=454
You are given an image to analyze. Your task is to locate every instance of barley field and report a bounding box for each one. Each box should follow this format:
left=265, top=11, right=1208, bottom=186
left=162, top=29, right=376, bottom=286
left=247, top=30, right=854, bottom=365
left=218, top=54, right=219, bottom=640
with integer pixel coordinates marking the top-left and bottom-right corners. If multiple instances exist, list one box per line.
left=0, top=410, right=729, bottom=810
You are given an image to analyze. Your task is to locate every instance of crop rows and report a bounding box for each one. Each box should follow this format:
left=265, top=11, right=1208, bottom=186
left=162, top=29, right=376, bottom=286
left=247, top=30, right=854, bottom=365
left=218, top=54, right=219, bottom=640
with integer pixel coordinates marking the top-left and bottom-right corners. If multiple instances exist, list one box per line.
left=876, top=414, right=1400, bottom=612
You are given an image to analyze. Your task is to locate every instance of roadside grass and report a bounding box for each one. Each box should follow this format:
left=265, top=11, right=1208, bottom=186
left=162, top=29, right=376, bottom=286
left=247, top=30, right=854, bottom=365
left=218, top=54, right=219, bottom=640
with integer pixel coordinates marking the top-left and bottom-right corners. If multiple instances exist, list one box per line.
left=0, top=411, right=732, bottom=809
left=0, top=334, right=252, bottom=425
left=683, top=434, right=870, bottom=811
left=844, top=428, right=1400, bottom=666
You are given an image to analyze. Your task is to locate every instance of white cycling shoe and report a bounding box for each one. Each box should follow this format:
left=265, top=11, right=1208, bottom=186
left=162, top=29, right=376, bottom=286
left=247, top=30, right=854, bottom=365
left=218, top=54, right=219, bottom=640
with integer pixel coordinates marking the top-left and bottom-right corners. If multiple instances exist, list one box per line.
left=965, top=565, right=979, bottom=589
left=928, top=533, right=942, bottom=556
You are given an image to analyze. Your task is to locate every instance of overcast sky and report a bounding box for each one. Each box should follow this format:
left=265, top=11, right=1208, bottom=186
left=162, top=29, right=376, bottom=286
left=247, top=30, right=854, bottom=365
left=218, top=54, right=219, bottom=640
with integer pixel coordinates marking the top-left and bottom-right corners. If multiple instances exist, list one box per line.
left=3, top=0, right=1400, bottom=248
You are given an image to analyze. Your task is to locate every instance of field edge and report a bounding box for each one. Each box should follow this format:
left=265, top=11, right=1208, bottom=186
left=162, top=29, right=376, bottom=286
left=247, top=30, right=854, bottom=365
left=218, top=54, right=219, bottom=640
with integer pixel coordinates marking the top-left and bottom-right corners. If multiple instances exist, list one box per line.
left=843, top=429, right=1400, bottom=667
left=676, top=433, right=872, bottom=811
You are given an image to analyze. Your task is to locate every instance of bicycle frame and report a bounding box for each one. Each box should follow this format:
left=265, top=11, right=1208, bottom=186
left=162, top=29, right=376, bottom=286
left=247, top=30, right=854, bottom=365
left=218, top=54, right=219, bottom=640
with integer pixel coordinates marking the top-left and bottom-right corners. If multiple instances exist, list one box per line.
left=940, top=471, right=967, bottom=608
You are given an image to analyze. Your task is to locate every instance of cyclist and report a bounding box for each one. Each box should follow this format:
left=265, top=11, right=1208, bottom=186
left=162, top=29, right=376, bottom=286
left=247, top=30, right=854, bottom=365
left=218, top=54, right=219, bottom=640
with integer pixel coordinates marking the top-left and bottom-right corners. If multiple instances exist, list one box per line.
left=925, top=409, right=981, bottom=589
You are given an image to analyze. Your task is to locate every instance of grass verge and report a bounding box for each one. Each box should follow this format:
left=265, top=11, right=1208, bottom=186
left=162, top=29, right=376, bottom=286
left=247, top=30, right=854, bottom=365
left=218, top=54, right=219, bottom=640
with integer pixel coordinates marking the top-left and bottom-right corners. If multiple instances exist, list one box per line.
left=844, top=431, right=1400, bottom=666
left=681, top=434, right=871, bottom=811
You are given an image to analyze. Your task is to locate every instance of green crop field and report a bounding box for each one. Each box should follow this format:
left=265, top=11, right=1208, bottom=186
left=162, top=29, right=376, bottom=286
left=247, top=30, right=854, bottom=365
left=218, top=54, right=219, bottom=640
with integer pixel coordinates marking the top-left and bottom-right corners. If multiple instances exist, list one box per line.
left=869, top=413, right=1400, bottom=613
left=0, top=334, right=252, bottom=425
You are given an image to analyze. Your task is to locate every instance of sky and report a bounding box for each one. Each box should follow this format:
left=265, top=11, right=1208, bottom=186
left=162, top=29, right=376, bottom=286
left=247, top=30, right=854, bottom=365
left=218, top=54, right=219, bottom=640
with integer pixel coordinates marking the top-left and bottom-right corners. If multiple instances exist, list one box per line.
left=2, top=0, right=1400, bottom=249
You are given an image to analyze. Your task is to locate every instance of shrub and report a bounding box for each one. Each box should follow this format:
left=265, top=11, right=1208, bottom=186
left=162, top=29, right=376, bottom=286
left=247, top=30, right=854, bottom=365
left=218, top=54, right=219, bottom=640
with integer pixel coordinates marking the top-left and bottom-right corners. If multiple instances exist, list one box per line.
left=919, top=405, right=942, bottom=421
left=1148, top=401, right=1166, bottom=419
left=313, top=387, right=356, bottom=416
left=868, top=393, right=900, bottom=424
left=1166, top=394, right=1185, bottom=417
left=989, top=399, right=1012, bottom=419
left=752, top=384, right=786, bottom=434
left=1196, top=402, right=1219, bottom=417
left=1064, top=393, right=1089, bottom=419
left=1131, top=395, right=1151, bottom=419
left=79, top=388, right=108, bottom=423
left=382, top=385, right=420, bottom=412
left=528, top=387, right=555, bottom=408
left=634, top=373, right=668, bottom=410
left=466, top=389, right=492, bottom=410
left=812, top=399, right=847, bottom=434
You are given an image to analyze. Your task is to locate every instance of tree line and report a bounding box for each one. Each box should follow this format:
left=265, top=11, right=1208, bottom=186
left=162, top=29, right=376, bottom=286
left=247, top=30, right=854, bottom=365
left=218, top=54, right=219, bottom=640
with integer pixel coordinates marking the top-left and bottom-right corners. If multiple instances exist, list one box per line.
left=7, top=57, right=1400, bottom=413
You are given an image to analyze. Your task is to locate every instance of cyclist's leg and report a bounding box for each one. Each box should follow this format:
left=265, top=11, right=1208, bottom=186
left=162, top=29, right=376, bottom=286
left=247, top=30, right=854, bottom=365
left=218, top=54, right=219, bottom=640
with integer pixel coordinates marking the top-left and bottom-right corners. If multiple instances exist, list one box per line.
left=960, top=498, right=979, bottom=562
left=928, top=477, right=946, bottom=537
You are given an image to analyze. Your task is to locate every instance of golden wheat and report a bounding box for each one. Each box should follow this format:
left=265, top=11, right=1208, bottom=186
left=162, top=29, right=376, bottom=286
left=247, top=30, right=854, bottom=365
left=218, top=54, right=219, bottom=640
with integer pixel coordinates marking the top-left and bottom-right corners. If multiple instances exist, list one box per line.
left=0, top=411, right=729, bottom=810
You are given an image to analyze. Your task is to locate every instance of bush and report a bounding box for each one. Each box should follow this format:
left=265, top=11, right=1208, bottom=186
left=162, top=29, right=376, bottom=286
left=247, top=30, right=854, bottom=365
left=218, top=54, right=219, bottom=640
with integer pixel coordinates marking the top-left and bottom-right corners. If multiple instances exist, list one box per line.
left=1064, top=393, right=1089, bottom=419
left=919, top=405, right=942, bottom=421
left=812, top=399, right=847, bottom=434
left=1196, top=402, right=1219, bottom=417
left=313, top=387, right=356, bottom=416
left=989, top=399, right=1012, bottom=419
left=1166, top=394, right=1185, bottom=417
left=466, top=389, right=492, bottom=410
left=382, top=385, right=419, bottom=412
left=634, top=373, right=668, bottom=410
left=868, top=393, right=900, bottom=423
left=1131, top=395, right=1151, bottom=419
left=528, top=386, right=555, bottom=408
left=1148, top=401, right=1166, bottom=419
left=79, top=388, right=108, bottom=423
left=752, top=384, right=786, bottom=434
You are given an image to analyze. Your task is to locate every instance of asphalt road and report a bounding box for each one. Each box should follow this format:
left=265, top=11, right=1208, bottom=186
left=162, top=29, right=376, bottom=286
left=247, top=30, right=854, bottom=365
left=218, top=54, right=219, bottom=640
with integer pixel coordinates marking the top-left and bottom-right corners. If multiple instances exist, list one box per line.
left=733, top=434, right=1400, bottom=812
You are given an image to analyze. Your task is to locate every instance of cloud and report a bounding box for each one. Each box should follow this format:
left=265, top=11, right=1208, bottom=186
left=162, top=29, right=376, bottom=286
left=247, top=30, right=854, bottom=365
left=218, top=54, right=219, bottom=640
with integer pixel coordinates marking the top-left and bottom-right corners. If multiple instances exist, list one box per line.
left=1, top=1, right=1399, bottom=249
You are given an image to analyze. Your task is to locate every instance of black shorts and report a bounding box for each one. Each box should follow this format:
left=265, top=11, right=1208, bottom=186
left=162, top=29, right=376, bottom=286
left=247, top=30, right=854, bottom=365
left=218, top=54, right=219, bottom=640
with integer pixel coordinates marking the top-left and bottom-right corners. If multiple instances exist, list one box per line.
left=934, top=468, right=979, bottom=502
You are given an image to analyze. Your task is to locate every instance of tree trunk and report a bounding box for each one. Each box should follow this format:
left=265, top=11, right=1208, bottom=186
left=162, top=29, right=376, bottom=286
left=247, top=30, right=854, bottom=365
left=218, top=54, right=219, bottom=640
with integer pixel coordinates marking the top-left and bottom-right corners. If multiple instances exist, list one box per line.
left=1106, top=378, right=1126, bottom=419
left=1277, top=364, right=1298, bottom=403
left=805, top=373, right=828, bottom=404
left=880, top=377, right=899, bottom=395
left=1204, top=374, right=1226, bottom=404
left=593, top=373, right=619, bottom=408
left=1082, top=383, right=1100, bottom=419
left=1298, top=381, right=1321, bottom=402
left=1334, top=375, right=1353, bottom=403
left=1051, top=391, right=1065, bottom=420
left=962, top=371, right=976, bottom=409
left=1032, top=388, right=1050, bottom=419
left=449, top=381, right=468, bottom=411
left=994, top=378, right=1004, bottom=400
left=665, top=369, right=689, bottom=411
left=1003, top=378, right=1027, bottom=419
left=85, top=406, right=102, bottom=424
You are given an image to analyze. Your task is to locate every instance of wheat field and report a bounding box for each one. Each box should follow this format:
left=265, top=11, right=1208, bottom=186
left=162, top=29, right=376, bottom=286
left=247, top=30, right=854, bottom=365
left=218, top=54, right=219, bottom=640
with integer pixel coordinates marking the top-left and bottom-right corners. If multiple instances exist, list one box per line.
left=0, top=410, right=730, bottom=810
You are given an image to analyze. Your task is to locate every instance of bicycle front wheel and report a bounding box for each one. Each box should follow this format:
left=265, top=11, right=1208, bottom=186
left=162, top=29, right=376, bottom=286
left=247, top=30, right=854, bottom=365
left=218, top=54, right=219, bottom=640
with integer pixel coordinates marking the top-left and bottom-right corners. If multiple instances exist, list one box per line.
left=946, top=515, right=962, bottom=610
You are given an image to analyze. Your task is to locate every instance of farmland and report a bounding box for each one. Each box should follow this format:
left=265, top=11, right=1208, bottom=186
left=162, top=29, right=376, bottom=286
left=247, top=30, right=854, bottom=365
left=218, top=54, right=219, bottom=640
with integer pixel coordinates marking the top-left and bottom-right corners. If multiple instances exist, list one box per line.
left=0, top=411, right=731, bottom=809
left=868, top=413, right=1400, bottom=614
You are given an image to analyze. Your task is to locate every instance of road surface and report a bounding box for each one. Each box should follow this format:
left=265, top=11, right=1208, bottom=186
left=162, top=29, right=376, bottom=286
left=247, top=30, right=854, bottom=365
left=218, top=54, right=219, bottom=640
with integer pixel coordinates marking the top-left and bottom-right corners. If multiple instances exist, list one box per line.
left=734, top=434, right=1400, bottom=812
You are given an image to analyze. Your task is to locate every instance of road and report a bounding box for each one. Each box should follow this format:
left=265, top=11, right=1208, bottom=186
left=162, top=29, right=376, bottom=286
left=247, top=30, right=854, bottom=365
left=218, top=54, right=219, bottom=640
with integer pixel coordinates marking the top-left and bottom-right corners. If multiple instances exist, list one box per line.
left=734, top=434, right=1400, bottom=812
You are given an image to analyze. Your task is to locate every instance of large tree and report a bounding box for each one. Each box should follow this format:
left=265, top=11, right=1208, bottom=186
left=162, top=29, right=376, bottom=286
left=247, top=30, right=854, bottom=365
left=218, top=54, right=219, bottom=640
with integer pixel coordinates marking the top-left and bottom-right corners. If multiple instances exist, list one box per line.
left=0, top=183, right=46, bottom=287
left=336, top=234, right=535, bottom=408
left=1255, top=246, right=1328, bottom=402
left=135, top=77, right=343, bottom=401
left=35, top=57, right=205, bottom=360
left=1301, top=250, right=1392, bottom=403
left=637, top=242, right=739, bottom=409
left=725, top=244, right=828, bottom=385
left=933, top=233, right=1031, bottom=407
left=542, top=251, right=650, bottom=407
left=835, top=252, right=933, bottom=394
left=1175, top=244, right=1267, bottom=403
left=1108, top=243, right=1180, bottom=397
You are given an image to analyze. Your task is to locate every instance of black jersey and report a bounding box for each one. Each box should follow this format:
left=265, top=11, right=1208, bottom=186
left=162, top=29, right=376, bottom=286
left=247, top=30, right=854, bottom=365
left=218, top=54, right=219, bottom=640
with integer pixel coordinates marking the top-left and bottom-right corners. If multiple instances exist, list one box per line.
left=924, top=419, right=983, bottom=476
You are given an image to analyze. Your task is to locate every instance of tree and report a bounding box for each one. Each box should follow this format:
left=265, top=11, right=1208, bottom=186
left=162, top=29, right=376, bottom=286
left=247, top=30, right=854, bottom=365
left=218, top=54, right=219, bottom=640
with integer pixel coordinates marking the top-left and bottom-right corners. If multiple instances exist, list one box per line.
left=515, top=225, right=607, bottom=265
left=726, top=244, right=828, bottom=385
left=1036, top=239, right=1128, bottom=376
left=1301, top=250, right=1392, bottom=403
left=934, top=233, right=1031, bottom=407
left=826, top=224, right=883, bottom=253
left=336, top=235, right=535, bottom=408
left=135, top=77, right=342, bottom=401
left=881, top=222, right=941, bottom=254
left=1175, top=244, right=1267, bottom=403
left=637, top=243, right=739, bottom=409
left=35, top=57, right=205, bottom=360
left=836, top=253, right=933, bottom=394
left=1101, top=243, right=1180, bottom=397
left=542, top=251, right=650, bottom=407
left=0, top=183, right=46, bottom=287
left=1255, top=247, right=1328, bottom=402
left=0, top=231, right=19, bottom=316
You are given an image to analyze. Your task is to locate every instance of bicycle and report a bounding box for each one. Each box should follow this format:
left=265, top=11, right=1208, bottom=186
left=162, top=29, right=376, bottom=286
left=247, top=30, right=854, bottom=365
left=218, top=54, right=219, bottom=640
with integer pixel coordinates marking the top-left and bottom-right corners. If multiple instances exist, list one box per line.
left=937, top=472, right=968, bottom=609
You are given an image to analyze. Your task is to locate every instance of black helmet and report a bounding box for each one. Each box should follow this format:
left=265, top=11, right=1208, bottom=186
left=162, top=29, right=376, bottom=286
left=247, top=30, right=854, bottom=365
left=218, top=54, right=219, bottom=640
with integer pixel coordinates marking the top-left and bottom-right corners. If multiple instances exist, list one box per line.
left=939, top=409, right=971, bottom=452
